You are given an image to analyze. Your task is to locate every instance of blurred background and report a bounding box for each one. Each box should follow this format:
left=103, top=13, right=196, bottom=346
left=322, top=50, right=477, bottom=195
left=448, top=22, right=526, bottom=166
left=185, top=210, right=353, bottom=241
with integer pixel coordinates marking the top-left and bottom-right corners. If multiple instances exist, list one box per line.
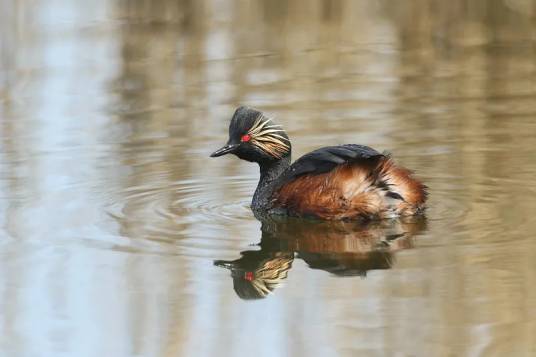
left=1, top=0, right=536, bottom=356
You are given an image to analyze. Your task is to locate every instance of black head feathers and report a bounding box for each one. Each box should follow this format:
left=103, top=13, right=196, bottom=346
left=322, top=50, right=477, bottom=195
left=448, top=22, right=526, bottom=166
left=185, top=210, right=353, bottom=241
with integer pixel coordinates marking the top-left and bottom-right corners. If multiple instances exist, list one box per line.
left=211, top=106, right=291, bottom=162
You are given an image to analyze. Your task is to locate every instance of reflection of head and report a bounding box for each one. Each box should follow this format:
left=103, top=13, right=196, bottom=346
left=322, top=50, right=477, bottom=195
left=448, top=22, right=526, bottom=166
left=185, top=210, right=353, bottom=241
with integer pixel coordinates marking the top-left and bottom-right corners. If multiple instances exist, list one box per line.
left=214, top=251, right=293, bottom=300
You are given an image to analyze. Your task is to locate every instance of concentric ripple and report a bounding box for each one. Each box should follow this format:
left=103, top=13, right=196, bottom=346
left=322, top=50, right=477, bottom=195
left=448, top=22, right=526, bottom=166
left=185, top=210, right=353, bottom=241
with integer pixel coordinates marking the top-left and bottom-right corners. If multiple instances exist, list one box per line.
left=110, top=175, right=256, bottom=221
left=104, top=175, right=261, bottom=255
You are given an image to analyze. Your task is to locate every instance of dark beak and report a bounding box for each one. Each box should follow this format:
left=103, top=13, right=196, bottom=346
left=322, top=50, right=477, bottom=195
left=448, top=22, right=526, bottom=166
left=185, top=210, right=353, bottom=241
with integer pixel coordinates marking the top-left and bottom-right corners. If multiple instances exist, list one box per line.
left=210, top=144, right=238, bottom=157
left=214, top=260, right=234, bottom=269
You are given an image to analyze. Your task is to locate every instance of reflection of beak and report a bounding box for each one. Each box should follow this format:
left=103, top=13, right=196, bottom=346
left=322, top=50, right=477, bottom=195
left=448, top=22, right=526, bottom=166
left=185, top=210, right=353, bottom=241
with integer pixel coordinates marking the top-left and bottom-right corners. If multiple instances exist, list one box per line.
left=210, top=144, right=238, bottom=157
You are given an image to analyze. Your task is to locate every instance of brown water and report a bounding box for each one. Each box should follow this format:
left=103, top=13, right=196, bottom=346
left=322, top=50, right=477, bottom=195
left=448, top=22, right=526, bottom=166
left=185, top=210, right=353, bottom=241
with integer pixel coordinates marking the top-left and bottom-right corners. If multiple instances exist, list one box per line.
left=1, top=1, right=536, bottom=356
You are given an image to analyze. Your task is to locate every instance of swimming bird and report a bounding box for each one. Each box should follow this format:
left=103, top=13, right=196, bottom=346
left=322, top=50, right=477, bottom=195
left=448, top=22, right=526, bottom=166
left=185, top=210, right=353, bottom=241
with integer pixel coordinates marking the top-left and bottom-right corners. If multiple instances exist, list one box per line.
left=211, top=106, right=427, bottom=220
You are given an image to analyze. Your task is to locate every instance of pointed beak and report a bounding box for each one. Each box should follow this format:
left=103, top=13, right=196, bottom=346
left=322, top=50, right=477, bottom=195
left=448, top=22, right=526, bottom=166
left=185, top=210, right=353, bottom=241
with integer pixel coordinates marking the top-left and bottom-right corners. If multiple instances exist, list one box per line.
left=214, top=260, right=234, bottom=270
left=210, top=144, right=238, bottom=157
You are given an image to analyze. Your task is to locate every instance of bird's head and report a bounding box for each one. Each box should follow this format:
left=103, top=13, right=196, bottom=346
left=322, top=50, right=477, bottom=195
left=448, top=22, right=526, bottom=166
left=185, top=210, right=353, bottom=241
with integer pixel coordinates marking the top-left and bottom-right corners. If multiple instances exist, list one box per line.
left=210, top=106, right=291, bottom=163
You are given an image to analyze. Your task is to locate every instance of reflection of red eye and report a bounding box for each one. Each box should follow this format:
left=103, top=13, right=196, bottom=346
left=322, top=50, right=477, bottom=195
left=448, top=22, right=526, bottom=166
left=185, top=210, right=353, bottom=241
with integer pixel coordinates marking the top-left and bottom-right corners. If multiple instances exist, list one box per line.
left=241, top=134, right=251, bottom=142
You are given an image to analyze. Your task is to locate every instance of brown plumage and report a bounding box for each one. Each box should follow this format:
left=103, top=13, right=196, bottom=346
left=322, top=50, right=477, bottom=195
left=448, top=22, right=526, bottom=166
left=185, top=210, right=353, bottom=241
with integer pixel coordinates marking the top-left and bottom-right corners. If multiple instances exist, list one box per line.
left=274, top=157, right=427, bottom=220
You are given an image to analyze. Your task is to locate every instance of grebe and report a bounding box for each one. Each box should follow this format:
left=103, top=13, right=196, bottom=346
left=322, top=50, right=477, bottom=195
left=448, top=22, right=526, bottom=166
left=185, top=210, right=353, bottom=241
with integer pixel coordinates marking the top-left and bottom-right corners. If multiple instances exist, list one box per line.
left=211, top=106, right=427, bottom=220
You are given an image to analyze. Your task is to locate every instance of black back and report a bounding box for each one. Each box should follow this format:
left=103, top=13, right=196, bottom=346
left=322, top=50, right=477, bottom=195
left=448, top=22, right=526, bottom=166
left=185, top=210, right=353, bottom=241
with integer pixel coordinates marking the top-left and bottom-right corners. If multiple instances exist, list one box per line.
left=278, top=144, right=384, bottom=185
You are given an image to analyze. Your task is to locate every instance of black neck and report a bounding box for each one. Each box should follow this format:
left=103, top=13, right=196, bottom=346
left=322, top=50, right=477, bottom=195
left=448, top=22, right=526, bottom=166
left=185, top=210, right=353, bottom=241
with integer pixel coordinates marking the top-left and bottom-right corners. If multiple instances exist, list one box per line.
left=251, top=155, right=291, bottom=210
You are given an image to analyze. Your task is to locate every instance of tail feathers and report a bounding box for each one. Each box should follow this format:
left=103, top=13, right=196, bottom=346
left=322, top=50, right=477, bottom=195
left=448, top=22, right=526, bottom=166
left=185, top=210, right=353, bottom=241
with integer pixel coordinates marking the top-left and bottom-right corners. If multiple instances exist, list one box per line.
left=376, top=157, right=428, bottom=216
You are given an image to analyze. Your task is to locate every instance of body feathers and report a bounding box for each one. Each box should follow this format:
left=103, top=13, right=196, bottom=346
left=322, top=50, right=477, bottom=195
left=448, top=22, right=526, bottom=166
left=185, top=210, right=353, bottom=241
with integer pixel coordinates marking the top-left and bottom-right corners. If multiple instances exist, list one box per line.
left=273, top=148, right=427, bottom=220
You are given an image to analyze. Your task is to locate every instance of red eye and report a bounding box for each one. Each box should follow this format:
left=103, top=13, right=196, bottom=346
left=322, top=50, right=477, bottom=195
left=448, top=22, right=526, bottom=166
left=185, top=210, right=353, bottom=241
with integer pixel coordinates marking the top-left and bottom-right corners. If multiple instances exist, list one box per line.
left=244, top=271, right=254, bottom=281
left=241, top=134, right=251, bottom=142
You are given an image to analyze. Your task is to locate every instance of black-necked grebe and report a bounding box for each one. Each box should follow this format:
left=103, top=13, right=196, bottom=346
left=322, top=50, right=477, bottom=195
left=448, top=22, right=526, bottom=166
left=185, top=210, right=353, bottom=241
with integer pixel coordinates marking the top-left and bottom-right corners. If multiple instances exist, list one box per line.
left=211, top=106, right=427, bottom=220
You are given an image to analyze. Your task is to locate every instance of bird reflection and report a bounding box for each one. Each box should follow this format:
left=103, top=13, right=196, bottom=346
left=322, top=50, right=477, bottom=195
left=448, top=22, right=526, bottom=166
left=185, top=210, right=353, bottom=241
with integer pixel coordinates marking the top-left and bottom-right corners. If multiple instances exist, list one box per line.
left=214, top=216, right=426, bottom=300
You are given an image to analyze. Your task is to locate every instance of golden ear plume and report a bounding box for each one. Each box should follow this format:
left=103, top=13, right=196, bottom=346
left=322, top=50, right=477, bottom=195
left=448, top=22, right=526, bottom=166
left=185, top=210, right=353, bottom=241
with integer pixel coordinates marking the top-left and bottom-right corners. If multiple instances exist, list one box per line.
left=248, top=114, right=290, bottom=159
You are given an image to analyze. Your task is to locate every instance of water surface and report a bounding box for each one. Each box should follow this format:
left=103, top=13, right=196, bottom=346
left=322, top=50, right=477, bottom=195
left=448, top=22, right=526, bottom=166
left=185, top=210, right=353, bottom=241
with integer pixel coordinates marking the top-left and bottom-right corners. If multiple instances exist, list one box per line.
left=1, top=1, right=536, bottom=356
